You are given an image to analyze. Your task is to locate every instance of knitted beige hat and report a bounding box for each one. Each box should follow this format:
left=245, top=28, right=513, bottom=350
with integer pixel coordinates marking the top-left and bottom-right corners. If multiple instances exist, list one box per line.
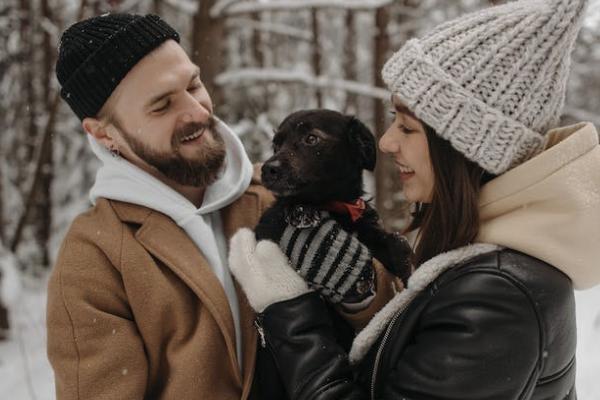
left=382, top=0, right=589, bottom=174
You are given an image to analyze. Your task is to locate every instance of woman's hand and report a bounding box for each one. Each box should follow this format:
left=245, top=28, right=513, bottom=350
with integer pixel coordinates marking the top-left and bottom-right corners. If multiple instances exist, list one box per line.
left=228, top=228, right=311, bottom=312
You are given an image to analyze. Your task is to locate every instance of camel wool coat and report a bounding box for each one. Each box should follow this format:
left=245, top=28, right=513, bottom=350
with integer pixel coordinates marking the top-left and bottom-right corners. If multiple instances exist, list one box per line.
left=47, top=183, right=397, bottom=400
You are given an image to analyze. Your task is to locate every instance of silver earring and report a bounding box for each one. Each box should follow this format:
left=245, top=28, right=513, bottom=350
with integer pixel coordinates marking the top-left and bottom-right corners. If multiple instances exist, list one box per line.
left=109, top=145, right=120, bottom=158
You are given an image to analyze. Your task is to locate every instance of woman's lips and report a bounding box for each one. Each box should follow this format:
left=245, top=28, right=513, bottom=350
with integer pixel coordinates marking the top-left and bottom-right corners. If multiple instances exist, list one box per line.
left=399, top=171, right=415, bottom=182
left=395, top=162, right=415, bottom=182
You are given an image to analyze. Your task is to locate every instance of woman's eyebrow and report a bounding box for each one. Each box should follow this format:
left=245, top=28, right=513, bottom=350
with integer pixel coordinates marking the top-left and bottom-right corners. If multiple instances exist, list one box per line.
left=394, top=102, right=418, bottom=120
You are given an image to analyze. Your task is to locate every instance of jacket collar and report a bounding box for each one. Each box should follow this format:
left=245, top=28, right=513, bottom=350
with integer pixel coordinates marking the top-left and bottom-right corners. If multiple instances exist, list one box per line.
left=349, top=243, right=500, bottom=365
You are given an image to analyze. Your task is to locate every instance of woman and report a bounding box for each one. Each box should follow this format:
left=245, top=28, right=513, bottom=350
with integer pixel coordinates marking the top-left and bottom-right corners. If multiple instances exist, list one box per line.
left=230, top=0, right=600, bottom=398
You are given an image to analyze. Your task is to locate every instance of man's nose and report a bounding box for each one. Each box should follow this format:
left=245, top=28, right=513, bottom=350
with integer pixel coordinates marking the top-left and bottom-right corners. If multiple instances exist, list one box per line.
left=181, top=93, right=211, bottom=123
left=262, top=159, right=282, bottom=181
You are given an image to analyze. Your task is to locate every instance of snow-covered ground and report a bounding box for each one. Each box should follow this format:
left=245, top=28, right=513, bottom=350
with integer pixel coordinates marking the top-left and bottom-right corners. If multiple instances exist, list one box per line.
left=574, top=287, right=600, bottom=399
left=1, top=278, right=599, bottom=399
left=0, top=277, right=54, bottom=400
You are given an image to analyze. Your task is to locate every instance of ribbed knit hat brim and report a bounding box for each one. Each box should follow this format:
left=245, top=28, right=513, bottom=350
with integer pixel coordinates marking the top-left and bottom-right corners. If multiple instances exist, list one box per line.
left=56, top=14, right=180, bottom=120
left=383, top=39, right=546, bottom=174
left=382, top=0, right=589, bottom=174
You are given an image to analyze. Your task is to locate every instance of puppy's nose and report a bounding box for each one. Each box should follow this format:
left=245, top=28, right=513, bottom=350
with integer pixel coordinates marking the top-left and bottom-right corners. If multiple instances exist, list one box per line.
left=262, top=160, right=282, bottom=181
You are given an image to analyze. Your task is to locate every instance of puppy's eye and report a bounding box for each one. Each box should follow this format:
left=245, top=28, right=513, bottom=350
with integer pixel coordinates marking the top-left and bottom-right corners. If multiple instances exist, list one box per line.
left=303, top=134, right=319, bottom=146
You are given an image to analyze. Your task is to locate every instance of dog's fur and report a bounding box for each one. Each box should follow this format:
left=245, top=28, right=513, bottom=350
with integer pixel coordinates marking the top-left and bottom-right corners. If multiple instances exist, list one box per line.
left=255, top=109, right=412, bottom=283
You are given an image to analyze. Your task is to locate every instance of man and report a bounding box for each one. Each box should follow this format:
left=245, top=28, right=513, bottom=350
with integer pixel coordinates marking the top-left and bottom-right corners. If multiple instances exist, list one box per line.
left=47, top=13, right=397, bottom=400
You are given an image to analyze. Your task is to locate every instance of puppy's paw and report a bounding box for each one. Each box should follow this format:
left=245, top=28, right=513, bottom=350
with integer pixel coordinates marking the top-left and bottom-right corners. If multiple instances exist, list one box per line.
left=255, top=204, right=288, bottom=242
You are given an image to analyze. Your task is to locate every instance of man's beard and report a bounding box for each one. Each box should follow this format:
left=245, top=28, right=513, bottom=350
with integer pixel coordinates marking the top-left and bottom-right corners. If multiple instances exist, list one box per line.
left=119, top=116, right=226, bottom=188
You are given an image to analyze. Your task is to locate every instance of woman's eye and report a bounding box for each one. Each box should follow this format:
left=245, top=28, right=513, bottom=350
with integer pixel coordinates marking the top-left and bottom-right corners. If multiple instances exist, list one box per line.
left=399, top=124, right=414, bottom=133
left=303, top=134, right=319, bottom=145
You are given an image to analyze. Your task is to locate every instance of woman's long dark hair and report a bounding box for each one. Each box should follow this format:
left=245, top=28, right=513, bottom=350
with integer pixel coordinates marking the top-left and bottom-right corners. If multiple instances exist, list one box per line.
left=404, top=124, right=495, bottom=267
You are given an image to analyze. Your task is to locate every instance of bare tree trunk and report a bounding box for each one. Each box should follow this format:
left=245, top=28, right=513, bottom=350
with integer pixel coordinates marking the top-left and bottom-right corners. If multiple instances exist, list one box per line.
left=19, top=0, right=37, bottom=163
left=251, top=12, right=264, bottom=68
left=36, top=0, right=55, bottom=267
left=0, top=301, right=8, bottom=341
left=0, top=174, right=3, bottom=244
left=374, top=6, right=396, bottom=229
left=192, top=0, right=224, bottom=111
left=152, top=0, right=163, bottom=14
left=251, top=11, right=269, bottom=112
left=41, top=0, right=53, bottom=103
left=10, top=95, right=61, bottom=254
left=11, top=0, right=88, bottom=254
left=311, top=8, right=322, bottom=108
left=18, top=0, right=49, bottom=264
left=343, top=10, right=357, bottom=114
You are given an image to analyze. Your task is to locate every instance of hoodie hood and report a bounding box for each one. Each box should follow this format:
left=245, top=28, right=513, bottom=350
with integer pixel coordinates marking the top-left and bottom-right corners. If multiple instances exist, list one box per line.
left=88, top=116, right=253, bottom=217
left=477, top=122, right=600, bottom=290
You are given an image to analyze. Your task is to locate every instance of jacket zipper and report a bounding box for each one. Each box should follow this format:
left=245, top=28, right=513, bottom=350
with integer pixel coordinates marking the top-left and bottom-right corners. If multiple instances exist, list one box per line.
left=370, top=306, right=408, bottom=400
left=254, top=315, right=267, bottom=348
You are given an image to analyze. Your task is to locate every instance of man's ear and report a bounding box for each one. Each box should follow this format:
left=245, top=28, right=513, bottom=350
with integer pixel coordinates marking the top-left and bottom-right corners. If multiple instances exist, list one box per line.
left=82, top=117, right=114, bottom=148
left=347, top=116, right=376, bottom=172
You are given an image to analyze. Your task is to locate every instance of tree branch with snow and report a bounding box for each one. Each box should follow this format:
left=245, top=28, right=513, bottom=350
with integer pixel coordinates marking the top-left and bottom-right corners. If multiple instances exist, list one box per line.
left=215, top=68, right=390, bottom=100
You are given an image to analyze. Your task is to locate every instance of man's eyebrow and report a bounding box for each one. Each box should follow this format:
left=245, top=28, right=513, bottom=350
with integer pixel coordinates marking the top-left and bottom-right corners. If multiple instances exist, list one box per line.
left=146, top=66, right=202, bottom=109
left=189, top=66, right=201, bottom=83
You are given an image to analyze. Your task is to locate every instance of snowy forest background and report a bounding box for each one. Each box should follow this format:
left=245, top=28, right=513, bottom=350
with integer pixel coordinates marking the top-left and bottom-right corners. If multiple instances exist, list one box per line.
left=1, top=0, right=599, bottom=398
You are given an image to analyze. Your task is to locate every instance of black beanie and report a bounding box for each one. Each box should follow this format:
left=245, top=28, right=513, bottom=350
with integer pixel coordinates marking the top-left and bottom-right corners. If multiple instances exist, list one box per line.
left=56, top=13, right=180, bottom=120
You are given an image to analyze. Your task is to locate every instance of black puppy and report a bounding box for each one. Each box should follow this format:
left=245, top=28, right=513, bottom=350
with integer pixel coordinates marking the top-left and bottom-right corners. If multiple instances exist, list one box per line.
left=255, top=109, right=412, bottom=284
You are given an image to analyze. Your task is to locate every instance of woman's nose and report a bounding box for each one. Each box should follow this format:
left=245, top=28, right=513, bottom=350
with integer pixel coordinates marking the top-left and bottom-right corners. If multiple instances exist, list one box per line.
left=379, top=128, right=399, bottom=154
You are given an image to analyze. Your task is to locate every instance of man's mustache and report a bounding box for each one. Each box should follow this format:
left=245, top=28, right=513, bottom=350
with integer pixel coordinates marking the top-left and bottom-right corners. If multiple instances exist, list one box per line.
left=173, top=116, right=216, bottom=145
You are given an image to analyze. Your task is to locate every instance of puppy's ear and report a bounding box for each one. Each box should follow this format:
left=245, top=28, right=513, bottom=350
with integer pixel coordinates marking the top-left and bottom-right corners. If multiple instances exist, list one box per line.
left=347, top=117, right=376, bottom=172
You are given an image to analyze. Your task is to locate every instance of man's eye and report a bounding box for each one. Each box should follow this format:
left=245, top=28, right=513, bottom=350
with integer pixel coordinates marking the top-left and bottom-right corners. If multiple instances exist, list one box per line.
left=188, top=83, right=202, bottom=91
left=153, top=100, right=170, bottom=113
left=303, top=134, right=319, bottom=145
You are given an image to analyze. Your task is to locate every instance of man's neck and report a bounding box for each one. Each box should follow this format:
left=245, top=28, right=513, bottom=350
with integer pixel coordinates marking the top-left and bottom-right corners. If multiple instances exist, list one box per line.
left=166, top=179, right=205, bottom=208
left=146, top=166, right=205, bottom=208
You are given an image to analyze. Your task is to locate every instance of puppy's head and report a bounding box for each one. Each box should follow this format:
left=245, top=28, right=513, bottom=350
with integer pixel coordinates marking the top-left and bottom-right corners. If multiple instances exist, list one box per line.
left=262, top=109, right=376, bottom=203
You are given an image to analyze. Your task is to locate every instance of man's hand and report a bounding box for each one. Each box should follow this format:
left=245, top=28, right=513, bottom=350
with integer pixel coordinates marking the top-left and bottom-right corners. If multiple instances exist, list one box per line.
left=229, top=228, right=311, bottom=313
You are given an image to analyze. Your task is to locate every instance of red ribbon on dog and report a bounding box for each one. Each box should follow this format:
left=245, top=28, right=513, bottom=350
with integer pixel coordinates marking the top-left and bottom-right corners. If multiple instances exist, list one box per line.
left=324, top=199, right=366, bottom=222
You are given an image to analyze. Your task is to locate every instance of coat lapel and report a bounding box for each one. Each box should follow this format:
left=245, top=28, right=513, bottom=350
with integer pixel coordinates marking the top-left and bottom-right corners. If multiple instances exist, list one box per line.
left=111, top=186, right=273, bottom=397
left=133, top=208, right=242, bottom=384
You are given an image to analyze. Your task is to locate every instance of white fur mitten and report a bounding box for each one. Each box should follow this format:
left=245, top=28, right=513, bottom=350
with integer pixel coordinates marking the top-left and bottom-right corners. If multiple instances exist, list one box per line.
left=228, top=228, right=312, bottom=312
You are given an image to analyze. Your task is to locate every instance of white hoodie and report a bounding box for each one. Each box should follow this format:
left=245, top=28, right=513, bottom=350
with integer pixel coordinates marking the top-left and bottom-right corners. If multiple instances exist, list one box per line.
left=87, top=117, right=253, bottom=369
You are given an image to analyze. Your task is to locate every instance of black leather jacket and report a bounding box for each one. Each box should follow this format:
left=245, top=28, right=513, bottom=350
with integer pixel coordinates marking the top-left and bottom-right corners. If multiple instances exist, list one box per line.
left=252, top=249, right=577, bottom=400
